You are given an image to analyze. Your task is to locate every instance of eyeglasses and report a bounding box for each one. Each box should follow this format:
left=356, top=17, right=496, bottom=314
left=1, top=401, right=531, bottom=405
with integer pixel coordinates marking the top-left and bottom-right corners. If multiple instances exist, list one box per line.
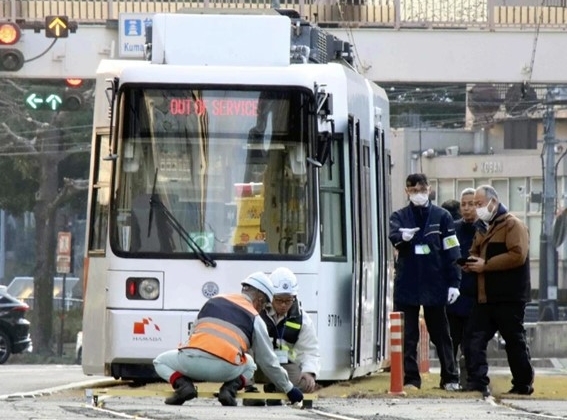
left=273, top=297, right=296, bottom=305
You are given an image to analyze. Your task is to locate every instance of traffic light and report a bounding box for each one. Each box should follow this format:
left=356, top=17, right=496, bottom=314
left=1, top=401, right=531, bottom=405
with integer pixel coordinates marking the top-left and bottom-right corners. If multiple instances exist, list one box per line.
left=24, top=91, right=83, bottom=111
left=63, top=78, right=84, bottom=110
left=0, top=22, right=21, bottom=44
left=65, top=78, right=84, bottom=88
left=24, top=79, right=91, bottom=111
left=63, top=91, right=83, bottom=111
left=0, top=22, right=24, bottom=72
left=0, top=49, right=24, bottom=71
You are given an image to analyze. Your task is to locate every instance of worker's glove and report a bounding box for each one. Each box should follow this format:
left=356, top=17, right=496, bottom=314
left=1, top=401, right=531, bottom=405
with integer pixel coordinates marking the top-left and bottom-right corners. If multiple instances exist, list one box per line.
left=299, top=372, right=317, bottom=393
left=399, top=227, right=420, bottom=242
left=447, top=287, right=460, bottom=304
left=286, top=387, right=304, bottom=404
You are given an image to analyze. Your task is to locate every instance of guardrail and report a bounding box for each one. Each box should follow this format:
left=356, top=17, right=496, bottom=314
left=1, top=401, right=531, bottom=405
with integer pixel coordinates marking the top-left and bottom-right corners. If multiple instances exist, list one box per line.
left=2, top=0, right=567, bottom=29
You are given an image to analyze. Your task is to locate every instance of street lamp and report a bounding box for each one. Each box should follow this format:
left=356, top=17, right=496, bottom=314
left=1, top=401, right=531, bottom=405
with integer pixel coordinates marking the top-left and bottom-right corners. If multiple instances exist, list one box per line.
left=538, top=87, right=567, bottom=321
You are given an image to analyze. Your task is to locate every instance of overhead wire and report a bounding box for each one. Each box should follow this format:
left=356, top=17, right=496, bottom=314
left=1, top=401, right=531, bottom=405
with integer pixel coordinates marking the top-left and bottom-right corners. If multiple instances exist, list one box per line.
left=334, top=0, right=365, bottom=73
left=525, top=0, right=546, bottom=86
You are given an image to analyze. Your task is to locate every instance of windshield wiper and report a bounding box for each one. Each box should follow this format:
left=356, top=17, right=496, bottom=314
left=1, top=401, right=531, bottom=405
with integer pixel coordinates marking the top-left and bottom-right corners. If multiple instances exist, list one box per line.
left=148, top=168, right=217, bottom=268
left=147, top=168, right=158, bottom=239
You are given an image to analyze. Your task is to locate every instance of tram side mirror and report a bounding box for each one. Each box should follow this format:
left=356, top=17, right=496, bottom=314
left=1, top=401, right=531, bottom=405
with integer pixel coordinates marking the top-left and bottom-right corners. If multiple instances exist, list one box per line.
left=103, top=77, right=119, bottom=161
left=307, top=131, right=332, bottom=167
left=316, top=91, right=333, bottom=117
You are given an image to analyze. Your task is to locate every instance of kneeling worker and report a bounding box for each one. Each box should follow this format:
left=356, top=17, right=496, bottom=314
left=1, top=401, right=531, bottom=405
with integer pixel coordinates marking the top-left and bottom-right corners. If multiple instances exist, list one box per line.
left=245, top=267, right=320, bottom=406
left=153, top=271, right=304, bottom=407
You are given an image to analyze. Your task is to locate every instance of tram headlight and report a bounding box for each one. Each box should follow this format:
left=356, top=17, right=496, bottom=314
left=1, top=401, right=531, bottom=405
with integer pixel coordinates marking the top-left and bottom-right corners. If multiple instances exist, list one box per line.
left=126, top=277, right=160, bottom=300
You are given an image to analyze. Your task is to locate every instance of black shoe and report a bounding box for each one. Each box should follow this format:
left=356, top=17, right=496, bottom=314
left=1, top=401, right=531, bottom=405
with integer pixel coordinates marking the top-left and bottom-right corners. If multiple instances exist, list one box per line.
left=506, top=385, right=534, bottom=395
left=218, top=378, right=243, bottom=407
left=461, top=383, right=491, bottom=398
left=164, top=377, right=198, bottom=405
left=242, top=385, right=266, bottom=407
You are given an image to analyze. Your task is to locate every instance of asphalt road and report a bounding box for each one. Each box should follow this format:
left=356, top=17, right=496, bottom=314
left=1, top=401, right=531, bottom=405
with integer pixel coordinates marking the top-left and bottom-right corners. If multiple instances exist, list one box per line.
left=1, top=365, right=566, bottom=420
left=0, top=364, right=110, bottom=396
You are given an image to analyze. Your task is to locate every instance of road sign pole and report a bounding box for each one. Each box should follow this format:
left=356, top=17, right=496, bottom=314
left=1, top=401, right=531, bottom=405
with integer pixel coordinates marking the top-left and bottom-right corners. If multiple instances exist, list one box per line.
left=56, top=231, right=72, bottom=357
left=58, top=272, right=67, bottom=357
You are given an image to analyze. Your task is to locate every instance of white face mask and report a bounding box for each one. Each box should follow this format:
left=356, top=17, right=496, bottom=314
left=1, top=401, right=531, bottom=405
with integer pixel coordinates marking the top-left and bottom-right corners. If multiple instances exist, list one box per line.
left=476, top=199, right=495, bottom=222
left=409, top=193, right=429, bottom=206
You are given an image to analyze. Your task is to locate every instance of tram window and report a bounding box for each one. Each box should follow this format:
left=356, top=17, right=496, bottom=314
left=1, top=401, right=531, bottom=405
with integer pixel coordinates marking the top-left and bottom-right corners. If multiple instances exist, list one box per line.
left=88, top=134, right=112, bottom=253
left=320, top=138, right=346, bottom=259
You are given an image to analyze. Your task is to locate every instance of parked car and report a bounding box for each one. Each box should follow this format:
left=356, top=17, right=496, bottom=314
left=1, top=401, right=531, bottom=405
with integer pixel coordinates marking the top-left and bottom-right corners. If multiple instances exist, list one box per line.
left=6, top=276, right=82, bottom=310
left=0, top=285, right=32, bottom=364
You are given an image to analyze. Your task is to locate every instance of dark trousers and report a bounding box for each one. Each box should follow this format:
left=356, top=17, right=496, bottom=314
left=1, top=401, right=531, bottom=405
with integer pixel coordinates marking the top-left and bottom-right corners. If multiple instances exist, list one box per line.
left=394, top=303, right=459, bottom=388
left=448, top=313, right=470, bottom=386
left=466, top=302, right=534, bottom=388
left=447, top=313, right=470, bottom=360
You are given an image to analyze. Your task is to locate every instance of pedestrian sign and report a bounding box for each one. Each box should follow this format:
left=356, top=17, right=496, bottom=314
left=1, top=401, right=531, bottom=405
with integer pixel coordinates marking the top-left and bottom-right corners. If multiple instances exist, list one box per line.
left=45, top=16, right=69, bottom=38
left=56, top=232, right=72, bottom=274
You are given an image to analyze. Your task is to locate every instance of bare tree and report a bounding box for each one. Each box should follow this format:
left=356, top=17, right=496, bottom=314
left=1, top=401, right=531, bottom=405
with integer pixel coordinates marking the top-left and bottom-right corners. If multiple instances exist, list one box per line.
left=0, top=78, right=91, bottom=355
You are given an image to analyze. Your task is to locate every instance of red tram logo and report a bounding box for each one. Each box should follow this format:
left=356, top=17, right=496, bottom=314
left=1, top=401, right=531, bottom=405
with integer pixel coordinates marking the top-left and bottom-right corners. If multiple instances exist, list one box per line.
left=133, top=317, right=161, bottom=335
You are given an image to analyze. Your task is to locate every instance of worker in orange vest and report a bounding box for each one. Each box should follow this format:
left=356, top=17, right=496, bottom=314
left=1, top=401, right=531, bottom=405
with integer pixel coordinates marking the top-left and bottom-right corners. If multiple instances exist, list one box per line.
left=153, top=271, right=304, bottom=407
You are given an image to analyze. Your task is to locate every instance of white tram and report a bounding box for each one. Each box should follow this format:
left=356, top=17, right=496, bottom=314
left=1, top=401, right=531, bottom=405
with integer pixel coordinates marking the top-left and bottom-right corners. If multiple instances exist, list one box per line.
left=82, top=9, right=393, bottom=382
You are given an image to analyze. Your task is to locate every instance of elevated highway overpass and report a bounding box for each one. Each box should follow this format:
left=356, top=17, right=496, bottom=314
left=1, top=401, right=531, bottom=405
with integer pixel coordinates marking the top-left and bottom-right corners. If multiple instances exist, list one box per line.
left=2, top=0, right=567, bottom=83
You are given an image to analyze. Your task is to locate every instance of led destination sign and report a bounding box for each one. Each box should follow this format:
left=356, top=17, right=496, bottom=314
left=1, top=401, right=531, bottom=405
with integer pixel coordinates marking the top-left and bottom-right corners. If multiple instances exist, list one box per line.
left=169, top=98, right=258, bottom=117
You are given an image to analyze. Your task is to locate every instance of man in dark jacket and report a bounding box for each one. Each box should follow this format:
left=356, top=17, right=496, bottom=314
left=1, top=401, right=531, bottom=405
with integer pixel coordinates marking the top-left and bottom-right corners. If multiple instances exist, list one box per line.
left=444, top=188, right=477, bottom=387
left=462, top=185, right=534, bottom=397
left=389, top=173, right=461, bottom=391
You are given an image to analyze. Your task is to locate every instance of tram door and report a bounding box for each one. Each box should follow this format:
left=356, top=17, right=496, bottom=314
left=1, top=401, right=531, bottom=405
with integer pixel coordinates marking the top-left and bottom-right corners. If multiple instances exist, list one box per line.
left=349, top=116, right=377, bottom=370
left=374, top=126, right=391, bottom=361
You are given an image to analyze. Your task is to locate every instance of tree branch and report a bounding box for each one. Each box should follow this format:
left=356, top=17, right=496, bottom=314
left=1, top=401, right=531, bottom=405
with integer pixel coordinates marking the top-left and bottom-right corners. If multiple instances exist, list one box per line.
left=46, top=177, right=89, bottom=217
left=0, top=122, right=37, bottom=153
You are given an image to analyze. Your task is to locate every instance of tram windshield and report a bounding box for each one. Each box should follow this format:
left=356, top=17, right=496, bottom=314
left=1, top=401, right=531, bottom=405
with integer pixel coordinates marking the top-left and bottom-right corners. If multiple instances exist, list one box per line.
left=111, top=86, right=315, bottom=259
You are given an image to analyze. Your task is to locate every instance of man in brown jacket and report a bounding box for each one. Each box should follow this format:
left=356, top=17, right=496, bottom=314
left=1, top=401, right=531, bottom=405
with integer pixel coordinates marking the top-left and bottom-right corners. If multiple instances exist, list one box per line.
left=461, top=185, right=534, bottom=397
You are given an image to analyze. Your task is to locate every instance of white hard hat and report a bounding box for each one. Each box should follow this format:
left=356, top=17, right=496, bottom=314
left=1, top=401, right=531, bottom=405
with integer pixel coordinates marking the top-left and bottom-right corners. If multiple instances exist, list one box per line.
left=270, top=267, right=298, bottom=296
left=241, top=272, right=274, bottom=302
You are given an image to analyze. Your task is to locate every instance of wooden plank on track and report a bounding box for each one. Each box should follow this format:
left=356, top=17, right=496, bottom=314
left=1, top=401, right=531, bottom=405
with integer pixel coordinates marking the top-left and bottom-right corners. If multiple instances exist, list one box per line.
left=90, top=388, right=317, bottom=400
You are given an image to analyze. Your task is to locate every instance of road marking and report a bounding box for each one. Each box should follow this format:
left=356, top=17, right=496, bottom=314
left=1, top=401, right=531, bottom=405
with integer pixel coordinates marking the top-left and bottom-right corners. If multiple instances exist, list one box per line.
left=82, top=404, right=158, bottom=420
left=0, top=378, right=119, bottom=401
left=308, top=409, right=359, bottom=420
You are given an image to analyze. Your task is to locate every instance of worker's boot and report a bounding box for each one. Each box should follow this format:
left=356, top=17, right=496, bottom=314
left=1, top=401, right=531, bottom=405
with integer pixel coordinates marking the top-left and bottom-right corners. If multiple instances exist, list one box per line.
left=218, top=377, right=243, bottom=406
left=164, top=377, right=198, bottom=405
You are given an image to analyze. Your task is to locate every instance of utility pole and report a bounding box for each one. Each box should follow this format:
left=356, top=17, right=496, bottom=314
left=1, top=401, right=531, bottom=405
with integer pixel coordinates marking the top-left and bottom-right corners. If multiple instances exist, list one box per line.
left=539, top=89, right=561, bottom=321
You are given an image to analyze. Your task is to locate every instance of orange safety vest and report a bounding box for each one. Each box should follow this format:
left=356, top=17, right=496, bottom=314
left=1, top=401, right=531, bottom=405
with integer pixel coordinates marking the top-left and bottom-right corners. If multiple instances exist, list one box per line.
left=182, top=294, right=257, bottom=365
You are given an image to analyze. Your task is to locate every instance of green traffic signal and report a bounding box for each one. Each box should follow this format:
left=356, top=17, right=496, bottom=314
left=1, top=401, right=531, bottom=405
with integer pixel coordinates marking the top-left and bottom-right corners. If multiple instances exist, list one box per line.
left=24, top=91, right=82, bottom=111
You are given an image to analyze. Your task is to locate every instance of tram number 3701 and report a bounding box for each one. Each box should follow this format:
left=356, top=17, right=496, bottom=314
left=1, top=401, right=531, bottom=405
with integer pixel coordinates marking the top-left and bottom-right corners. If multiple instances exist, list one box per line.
left=328, top=314, right=343, bottom=327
